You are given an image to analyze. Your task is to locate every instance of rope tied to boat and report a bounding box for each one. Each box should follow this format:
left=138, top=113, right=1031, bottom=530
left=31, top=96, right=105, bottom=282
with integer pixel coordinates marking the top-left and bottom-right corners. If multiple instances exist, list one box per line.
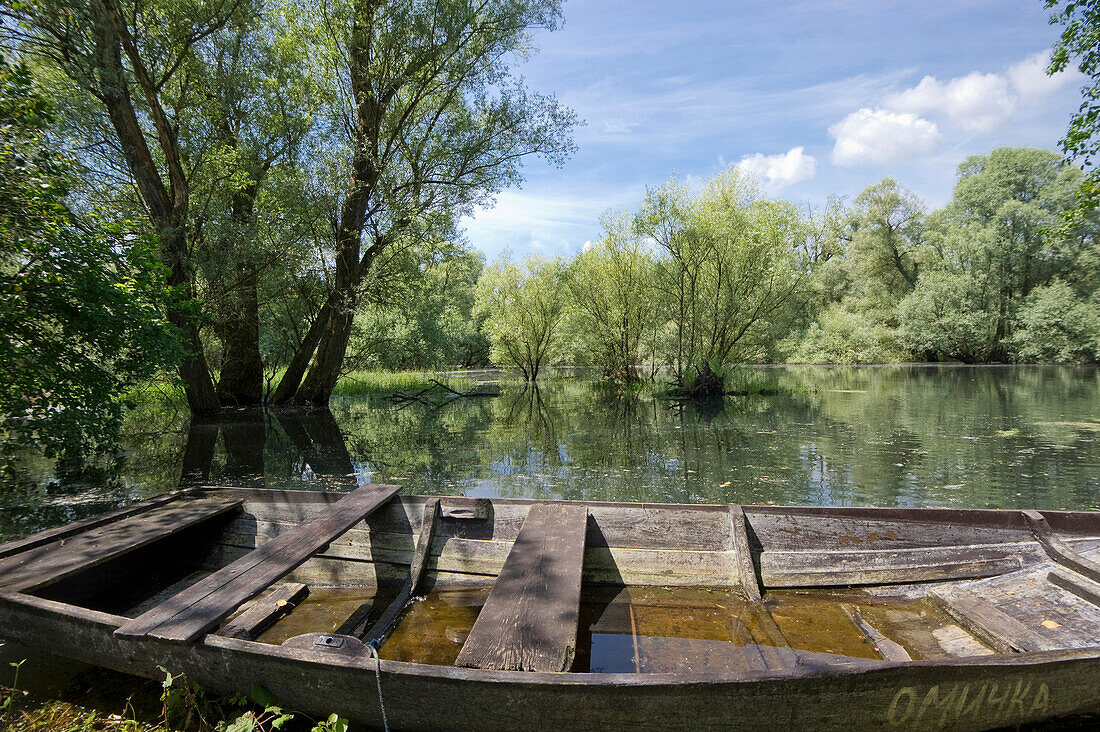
left=366, top=638, right=390, bottom=732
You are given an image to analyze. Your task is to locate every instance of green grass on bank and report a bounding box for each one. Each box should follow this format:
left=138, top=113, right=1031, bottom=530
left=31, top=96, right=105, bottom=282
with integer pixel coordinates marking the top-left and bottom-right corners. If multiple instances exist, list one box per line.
left=0, top=665, right=349, bottom=732
left=332, top=370, right=477, bottom=397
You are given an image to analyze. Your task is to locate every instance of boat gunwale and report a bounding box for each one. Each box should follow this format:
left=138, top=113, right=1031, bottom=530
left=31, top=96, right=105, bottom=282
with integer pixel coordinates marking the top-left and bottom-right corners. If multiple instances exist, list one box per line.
left=198, top=486, right=1100, bottom=528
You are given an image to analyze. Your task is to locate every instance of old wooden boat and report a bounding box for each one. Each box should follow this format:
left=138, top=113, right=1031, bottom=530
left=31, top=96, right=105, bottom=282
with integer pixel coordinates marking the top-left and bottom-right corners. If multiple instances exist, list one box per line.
left=0, top=485, right=1098, bottom=730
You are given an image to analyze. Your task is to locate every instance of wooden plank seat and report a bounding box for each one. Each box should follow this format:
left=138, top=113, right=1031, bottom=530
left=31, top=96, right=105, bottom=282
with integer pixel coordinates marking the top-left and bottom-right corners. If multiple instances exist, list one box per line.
left=0, top=495, right=244, bottom=593
left=115, top=484, right=401, bottom=643
left=455, top=503, right=588, bottom=672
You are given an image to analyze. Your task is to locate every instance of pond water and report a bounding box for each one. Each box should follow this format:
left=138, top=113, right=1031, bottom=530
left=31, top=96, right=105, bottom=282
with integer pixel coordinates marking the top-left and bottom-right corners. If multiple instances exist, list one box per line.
left=3, top=365, right=1100, bottom=541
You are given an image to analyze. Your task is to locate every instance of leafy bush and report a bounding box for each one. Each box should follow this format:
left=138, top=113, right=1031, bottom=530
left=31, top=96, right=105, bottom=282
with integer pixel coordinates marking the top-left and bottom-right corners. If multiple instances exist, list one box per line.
left=1008, top=281, right=1100, bottom=363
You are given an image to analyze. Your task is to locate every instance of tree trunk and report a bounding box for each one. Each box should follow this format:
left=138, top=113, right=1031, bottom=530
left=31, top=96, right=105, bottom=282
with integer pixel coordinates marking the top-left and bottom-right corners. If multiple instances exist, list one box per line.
left=164, top=234, right=221, bottom=415
left=92, top=0, right=220, bottom=414
left=270, top=295, right=334, bottom=405
left=293, top=292, right=357, bottom=405
left=216, top=265, right=264, bottom=406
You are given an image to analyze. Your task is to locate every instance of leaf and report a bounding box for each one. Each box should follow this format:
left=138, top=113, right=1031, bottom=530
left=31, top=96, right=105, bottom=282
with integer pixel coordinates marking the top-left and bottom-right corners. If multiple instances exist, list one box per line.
left=250, top=683, right=278, bottom=708
left=1041, top=619, right=1062, bottom=629
left=272, top=713, right=295, bottom=729
left=223, top=712, right=257, bottom=732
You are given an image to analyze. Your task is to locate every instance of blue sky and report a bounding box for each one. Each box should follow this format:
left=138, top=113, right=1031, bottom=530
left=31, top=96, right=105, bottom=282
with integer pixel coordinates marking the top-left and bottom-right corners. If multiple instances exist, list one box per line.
left=462, top=0, right=1085, bottom=260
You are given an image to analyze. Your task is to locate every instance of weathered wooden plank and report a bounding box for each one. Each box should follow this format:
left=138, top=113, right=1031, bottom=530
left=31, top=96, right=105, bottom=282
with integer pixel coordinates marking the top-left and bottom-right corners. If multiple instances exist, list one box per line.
left=729, top=505, right=761, bottom=601
left=115, top=484, right=400, bottom=643
left=217, top=520, right=740, bottom=587
left=760, top=543, right=1029, bottom=587
left=842, top=604, right=911, bottom=662
left=342, top=498, right=440, bottom=640
left=242, top=495, right=732, bottom=551
left=1024, top=509, right=1100, bottom=584
left=1047, top=569, right=1100, bottom=609
left=0, top=496, right=243, bottom=592
left=219, top=583, right=309, bottom=640
left=929, top=586, right=1060, bottom=653
left=745, top=506, right=1033, bottom=553
left=455, top=503, right=588, bottom=672
left=0, top=489, right=202, bottom=560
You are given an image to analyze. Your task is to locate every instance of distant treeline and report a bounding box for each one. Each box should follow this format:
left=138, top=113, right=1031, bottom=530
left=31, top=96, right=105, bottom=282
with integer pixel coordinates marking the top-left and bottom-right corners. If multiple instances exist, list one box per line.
left=457, top=146, right=1099, bottom=395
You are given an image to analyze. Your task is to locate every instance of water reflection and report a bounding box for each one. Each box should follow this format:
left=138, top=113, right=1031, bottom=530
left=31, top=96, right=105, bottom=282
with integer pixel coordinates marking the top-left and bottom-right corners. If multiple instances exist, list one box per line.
left=2, top=366, right=1100, bottom=540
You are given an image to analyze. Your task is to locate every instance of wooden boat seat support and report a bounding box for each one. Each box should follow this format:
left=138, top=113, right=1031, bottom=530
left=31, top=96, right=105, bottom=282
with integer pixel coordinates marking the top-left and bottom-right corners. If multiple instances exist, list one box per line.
left=1023, top=510, right=1100, bottom=584
left=729, top=505, right=762, bottom=600
left=1047, top=568, right=1100, bottom=609
left=0, top=495, right=244, bottom=593
left=929, top=586, right=1060, bottom=653
left=115, top=484, right=401, bottom=643
left=218, top=583, right=309, bottom=640
left=842, top=604, right=911, bottom=662
left=341, top=497, right=440, bottom=640
left=455, top=502, right=588, bottom=672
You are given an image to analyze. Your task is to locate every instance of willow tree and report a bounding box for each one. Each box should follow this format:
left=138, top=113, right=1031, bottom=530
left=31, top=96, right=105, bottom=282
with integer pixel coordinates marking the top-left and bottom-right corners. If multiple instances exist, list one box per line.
left=271, top=0, right=576, bottom=405
left=568, top=215, right=661, bottom=383
left=636, top=170, right=808, bottom=395
left=475, top=255, right=569, bottom=381
left=1, top=0, right=262, bottom=414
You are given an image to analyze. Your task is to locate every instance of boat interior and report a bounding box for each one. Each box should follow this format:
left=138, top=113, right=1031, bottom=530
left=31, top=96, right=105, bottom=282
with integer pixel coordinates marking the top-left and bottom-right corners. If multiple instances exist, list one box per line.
left=1, top=485, right=1099, bottom=676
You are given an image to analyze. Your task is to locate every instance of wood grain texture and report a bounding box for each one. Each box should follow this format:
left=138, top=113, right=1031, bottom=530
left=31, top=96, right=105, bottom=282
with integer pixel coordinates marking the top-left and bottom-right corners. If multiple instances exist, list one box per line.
left=929, top=586, right=1060, bottom=653
left=1024, top=509, right=1100, bottom=583
left=0, top=496, right=242, bottom=592
left=218, top=583, right=309, bottom=640
left=455, top=503, right=588, bottom=672
left=760, top=543, right=1030, bottom=588
left=115, top=484, right=400, bottom=643
left=729, top=505, right=761, bottom=601
left=1047, top=569, right=1100, bottom=609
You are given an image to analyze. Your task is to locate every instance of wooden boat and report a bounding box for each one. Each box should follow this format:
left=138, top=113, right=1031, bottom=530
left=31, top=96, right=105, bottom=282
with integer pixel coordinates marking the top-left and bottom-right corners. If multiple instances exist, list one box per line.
left=0, top=484, right=1099, bottom=730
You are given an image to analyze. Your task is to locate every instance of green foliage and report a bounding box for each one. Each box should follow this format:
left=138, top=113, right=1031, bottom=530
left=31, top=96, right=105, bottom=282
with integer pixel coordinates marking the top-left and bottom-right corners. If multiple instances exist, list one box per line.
left=847, top=177, right=926, bottom=298
left=476, top=254, right=570, bottom=380
left=311, top=714, right=350, bottom=732
left=1048, top=0, right=1100, bottom=215
left=1008, top=280, right=1100, bottom=363
left=785, top=301, right=905, bottom=364
left=350, top=246, right=488, bottom=371
left=567, top=217, right=661, bottom=382
left=635, top=169, right=808, bottom=392
left=0, top=58, right=179, bottom=463
left=334, top=370, right=474, bottom=397
left=897, top=269, right=998, bottom=362
left=792, top=148, right=1100, bottom=365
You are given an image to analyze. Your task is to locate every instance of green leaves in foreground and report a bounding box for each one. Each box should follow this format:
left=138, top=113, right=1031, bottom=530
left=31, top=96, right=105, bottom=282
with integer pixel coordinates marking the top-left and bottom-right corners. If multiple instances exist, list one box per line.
left=0, top=59, right=180, bottom=465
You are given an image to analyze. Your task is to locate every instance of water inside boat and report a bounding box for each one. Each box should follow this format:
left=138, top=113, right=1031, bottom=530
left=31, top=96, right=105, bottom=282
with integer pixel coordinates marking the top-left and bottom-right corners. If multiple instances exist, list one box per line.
left=243, top=584, right=991, bottom=672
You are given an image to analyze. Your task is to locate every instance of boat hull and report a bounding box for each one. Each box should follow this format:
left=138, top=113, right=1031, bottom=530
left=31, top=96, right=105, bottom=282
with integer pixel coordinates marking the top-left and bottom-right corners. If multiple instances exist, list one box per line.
left=1, top=588, right=1097, bottom=731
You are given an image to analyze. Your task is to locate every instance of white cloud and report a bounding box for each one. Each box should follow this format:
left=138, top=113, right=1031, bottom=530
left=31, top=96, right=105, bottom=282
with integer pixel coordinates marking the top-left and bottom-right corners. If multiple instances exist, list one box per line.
left=735, top=146, right=817, bottom=191
left=884, top=72, right=1015, bottom=133
left=829, top=108, right=942, bottom=166
left=1008, top=51, right=1075, bottom=105
left=879, top=52, right=1082, bottom=134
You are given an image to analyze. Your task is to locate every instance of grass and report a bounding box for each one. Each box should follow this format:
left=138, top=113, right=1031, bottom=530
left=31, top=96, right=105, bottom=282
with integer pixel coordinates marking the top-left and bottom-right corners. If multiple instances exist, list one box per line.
left=332, top=370, right=476, bottom=397
left=0, top=665, right=349, bottom=732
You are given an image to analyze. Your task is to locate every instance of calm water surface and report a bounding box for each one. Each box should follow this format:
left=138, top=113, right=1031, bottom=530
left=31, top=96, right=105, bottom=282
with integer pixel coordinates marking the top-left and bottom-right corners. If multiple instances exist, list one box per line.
left=3, top=365, right=1099, bottom=540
